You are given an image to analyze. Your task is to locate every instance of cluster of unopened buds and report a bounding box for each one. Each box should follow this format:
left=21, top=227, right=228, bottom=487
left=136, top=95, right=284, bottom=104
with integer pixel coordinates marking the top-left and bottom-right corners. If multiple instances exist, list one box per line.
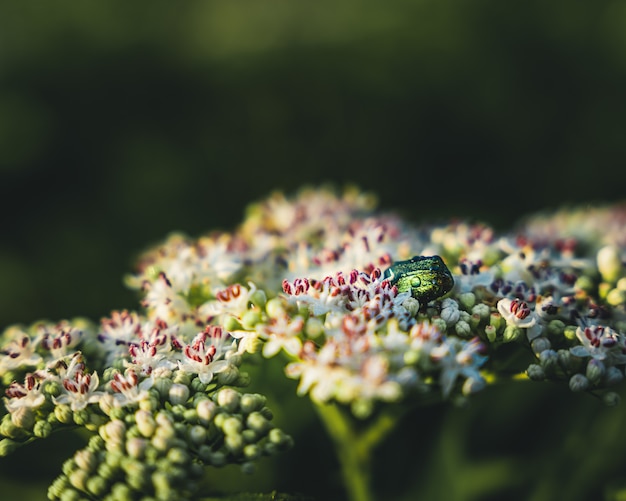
left=2, top=186, right=626, bottom=499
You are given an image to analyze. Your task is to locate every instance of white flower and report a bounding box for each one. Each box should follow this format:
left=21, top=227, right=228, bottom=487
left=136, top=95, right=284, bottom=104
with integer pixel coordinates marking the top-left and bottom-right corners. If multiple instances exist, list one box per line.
left=261, top=315, right=304, bottom=358
left=430, top=337, right=487, bottom=398
left=110, top=370, right=150, bottom=407
left=0, top=329, right=42, bottom=375
left=177, top=327, right=234, bottom=384
left=53, top=369, right=104, bottom=411
left=4, top=373, right=46, bottom=413
left=497, top=298, right=542, bottom=340
left=570, top=325, right=626, bottom=364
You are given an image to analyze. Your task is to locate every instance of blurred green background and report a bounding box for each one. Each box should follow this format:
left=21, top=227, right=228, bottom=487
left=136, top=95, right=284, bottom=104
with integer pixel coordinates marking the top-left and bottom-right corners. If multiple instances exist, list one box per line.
left=2, top=1, right=626, bottom=499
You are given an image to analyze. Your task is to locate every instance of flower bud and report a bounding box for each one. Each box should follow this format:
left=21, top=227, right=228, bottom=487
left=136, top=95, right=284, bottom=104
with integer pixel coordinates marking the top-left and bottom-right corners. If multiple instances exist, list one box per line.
left=54, top=404, right=74, bottom=425
left=538, top=349, right=558, bottom=373
left=68, top=469, right=89, bottom=491
left=74, top=449, right=97, bottom=473
left=169, top=383, right=190, bottom=405
left=489, top=311, right=503, bottom=331
left=586, top=359, right=606, bottom=384
left=196, top=399, right=217, bottom=425
left=458, top=292, right=476, bottom=310
left=484, top=324, right=497, bottom=343
left=305, top=317, right=324, bottom=338
left=225, top=434, right=244, bottom=454
left=531, top=337, right=551, bottom=356
left=222, top=416, right=243, bottom=436
left=209, top=450, right=227, bottom=467
left=502, top=325, right=523, bottom=343
left=246, top=411, right=269, bottom=435
left=223, top=315, right=243, bottom=332
left=526, top=364, right=545, bottom=381
left=34, top=419, right=52, bottom=438
left=10, top=406, right=35, bottom=430
left=73, top=409, right=89, bottom=426
left=241, top=310, right=262, bottom=330
left=597, top=245, right=623, bottom=283
left=606, top=288, right=626, bottom=306
left=216, top=388, right=240, bottom=412
left=188, top=425, right=207, bottom=445
left=604, top=366, right=624, bottom=386
left=547, top=319, right=565, bottom=337
left=167, top=447, right=190, bottom=465
left=454, top=320, right=471, bottom=338
left=126, top=437, right=148, bottom=459
left=472, top=303, right=490, bottom=320
left=602, top=391, right=621, bottom=407
left=0, top=438, right=20, bottom=456
left=134, top=409, right=157, bottom=438
left=101, top=419, right=126, bottom=445
left=240, top=393, right=266, bottom=414
left=402, top=297, right=420, bottom=317
left=86, top=475, right=107, bottom=498
left=569, top=373, right=590, bottom=392
left=564, top=325, right=577, bottom=341
left=217, top=365, right=241, bottom=386
left=265, top=297, right=286, bottom=319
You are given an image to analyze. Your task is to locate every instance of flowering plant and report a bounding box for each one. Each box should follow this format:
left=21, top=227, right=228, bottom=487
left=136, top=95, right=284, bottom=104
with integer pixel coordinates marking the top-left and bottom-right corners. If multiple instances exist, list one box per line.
left=2, top=186, right=626, bottom=500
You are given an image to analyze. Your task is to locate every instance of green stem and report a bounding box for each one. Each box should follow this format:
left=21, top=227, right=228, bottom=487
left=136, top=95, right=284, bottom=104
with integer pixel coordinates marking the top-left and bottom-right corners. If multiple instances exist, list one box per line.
left=313, top=403, right=399, bottom=501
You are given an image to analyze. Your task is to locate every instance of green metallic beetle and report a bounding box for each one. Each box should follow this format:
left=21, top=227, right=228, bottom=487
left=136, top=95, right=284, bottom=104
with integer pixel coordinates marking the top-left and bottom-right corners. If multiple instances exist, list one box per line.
left=383, top=255, right=454, bottom=303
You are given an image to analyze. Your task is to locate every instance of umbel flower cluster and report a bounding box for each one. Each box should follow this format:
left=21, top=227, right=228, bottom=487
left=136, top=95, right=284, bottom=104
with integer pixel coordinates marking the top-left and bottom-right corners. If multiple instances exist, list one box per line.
left=2, top=186, right=626, bottom=500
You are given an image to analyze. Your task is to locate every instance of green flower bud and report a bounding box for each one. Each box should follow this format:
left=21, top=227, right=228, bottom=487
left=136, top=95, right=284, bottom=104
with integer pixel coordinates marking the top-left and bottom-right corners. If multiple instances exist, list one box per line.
left=135, top=409, right=157, bottom=438
left=546, top=319, right=565, bottom=337
left=484, top=324, right=497, bottom=343
left=151, top=434, right=171, bottom=452
left=538, top=349, right=558, bottom=374
left=217, top=365, right=241, bottom=386
left=167, top=447, right=190, bottom=465
left=432, top=317, right=447, bottom=333
left=241, top=461, right=256, bottom=475
left=196, top=399, right=217, bottom=425
left=569, top=373, right=590, bottom=392
left=458, top=292, right=476, bottom=310
left=74, top=449, right=98, bottom=473
left=597, top=245, right=623, bottom=283
left=33, top=419, right=52, bottom=438
left=214, top=413, right=227, bottom=429
left=151, top=470, right=172, bottom=498
left=97, top=461, right=118, bottom=482
left=108, top=406, right=126, bottom=421
left=246, top=411, right=269, bottom=435
left=54, top=404, right=74, bottom=425
left=564, top=325, right=577, bottom=341
left=169, top=384, right=190, bottom=405
left=241, top=310, right=262, bottom=330
left=604, top=366, right=624, bottom=386
left=101, top=419, right=126, bottom=445
left=606, top=288, right=626, bottom=306
left=48, top=476, right=69, bottom=499
left=250, top=289, right=267, bottom=308
left=68, top=469, right=89, bottom=491
left=86, top=475, right=107, bottom=497
left=268, top=428, right=289, bottom=447
left=173, top=371, right=191, bottom=386
left=10, top=406, right=35, bottom=430
left=188, top=425, right=207, bottom=445
left=222, top=416, right=243, bottom=436
left=223, top=315, right=243, bottom=332
left=240, top=393, right=266, bottom=414
left=469, top=313, right=481, bottom=330
left=225, top=434, right=244, bottom=454
left=43, top=380, right=62, bottom=398
left=216, top=388, right=240, bottom=412
left=402, top=297, right=420, bottom=317
left=265, top=297, right=286, bottom=319
left=88, top=434, right=105, bottom=452
left=489, top=311, right=503, bottom=331
left=0, top=438, right=21, bottom=456
left=242, top=429, right=257, bottom=443
left=305, top=317, right=325, bottom=338
left=531, top=337, right=551, bottom=356
left=0, top=415, right=26, bottom=439
left=126, top=437, right=148, bottom=459
left=586, top=359, right=606, bottom=384
left=110, top=482, right=133, bottom=501
left=73, top=409, right=89, bottom=426
left=209, top=450, right=227, bottom=467
left=472, top=303, right=490, bottom=320
left=526, top=364, right=545, bottom=381
left=602, top=391, right=621, bottom=407
left=59, top=488, right=82, bottom=501
left=502, top=325, right=523, bottom=343
left=454, top=320, right=472, bottom=338
left=260, top=406, right=273, bottom=420
left=197, top=444, right=211, bottom=462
